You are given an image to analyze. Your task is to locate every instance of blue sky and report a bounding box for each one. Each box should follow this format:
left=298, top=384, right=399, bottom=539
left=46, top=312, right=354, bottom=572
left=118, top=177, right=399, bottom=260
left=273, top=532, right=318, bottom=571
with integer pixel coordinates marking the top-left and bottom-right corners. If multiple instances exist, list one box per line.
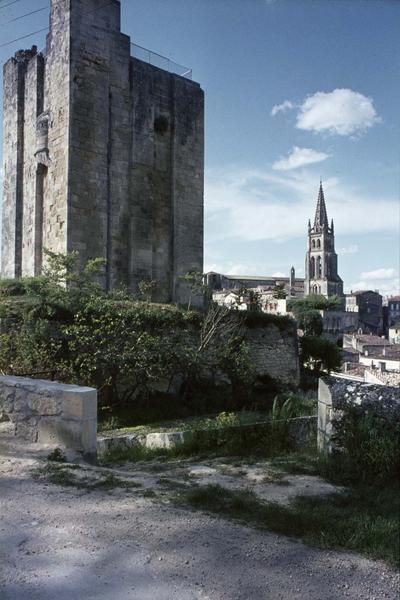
left=0, top=0, right=399, bottom=296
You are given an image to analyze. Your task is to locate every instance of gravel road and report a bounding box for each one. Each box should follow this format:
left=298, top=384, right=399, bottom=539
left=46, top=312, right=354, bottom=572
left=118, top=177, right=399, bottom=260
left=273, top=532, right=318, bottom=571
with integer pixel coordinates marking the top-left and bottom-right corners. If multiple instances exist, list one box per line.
left=1, top=432, right=399, bottom=600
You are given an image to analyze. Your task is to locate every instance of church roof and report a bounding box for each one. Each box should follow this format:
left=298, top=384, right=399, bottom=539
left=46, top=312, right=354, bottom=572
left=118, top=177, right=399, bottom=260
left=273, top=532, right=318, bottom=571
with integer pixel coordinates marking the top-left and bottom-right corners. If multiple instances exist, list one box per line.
left=313, top=182, right=329, bottom=230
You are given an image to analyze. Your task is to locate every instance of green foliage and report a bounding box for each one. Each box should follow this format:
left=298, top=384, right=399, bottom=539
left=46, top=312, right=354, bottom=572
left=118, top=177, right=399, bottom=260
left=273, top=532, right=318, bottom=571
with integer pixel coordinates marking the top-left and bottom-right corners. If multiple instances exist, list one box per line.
left=292, top=306, right=323, bottom=336
left=179, top=271, right=211, bottom=309
left=300, top=335, right=342, bottom=374
left=327, top=407, right=400, bottom=485
left=287, top=294, right=342, bottom=312
left=47, top=448, right=67, bottom=463
left=138, top=279, right=158, bottom=302
left=0, top=253, right=253, bottom=413
left=272, top=283, right=287, bottom=299
left=242, top=311, right=293, bottom=331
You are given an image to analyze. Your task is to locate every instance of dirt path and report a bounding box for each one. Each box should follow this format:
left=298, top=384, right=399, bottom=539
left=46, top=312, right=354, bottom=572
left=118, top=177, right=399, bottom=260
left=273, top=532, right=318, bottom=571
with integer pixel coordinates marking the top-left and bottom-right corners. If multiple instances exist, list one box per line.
left=1, top=431, right=399, bottom=600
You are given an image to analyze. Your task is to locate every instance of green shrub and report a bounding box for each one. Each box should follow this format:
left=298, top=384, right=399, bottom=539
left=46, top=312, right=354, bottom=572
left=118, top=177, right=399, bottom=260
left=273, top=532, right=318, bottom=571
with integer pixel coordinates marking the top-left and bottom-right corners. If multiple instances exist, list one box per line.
left=0, top=253, right=253, bottom=415
left=300, top=335, right=342, bottom=374
left=327, top=407, right=400, bottom=485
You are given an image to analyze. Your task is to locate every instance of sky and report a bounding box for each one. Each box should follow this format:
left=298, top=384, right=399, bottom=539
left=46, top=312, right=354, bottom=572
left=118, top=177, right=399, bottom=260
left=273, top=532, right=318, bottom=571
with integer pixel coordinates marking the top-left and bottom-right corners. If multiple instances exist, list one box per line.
left=0, top=0, right=399, bottom=296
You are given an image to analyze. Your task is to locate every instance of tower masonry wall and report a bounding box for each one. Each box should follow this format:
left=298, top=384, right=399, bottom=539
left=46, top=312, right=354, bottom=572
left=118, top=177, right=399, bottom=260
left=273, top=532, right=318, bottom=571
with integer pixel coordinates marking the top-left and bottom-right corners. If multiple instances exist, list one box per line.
left=1, top=0, right=204, bottom=305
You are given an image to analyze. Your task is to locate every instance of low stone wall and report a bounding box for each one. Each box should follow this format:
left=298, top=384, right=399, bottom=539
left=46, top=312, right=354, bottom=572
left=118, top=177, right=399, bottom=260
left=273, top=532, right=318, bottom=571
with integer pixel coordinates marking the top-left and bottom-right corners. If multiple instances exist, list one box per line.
left=318, top=375, right=400, bottom=453
left=97, top=416, right=316, bottom=457
left=245, top=321, right=300, bottom=389
left=0, top=376, right=97, bottom=458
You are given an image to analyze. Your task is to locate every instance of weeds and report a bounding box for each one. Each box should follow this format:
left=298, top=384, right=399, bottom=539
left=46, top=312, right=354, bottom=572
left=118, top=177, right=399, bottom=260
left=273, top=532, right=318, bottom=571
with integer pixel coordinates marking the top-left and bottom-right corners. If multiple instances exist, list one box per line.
left=47, top=448, right=67, bottom=463
left=33, top=464, right=142, bottom=491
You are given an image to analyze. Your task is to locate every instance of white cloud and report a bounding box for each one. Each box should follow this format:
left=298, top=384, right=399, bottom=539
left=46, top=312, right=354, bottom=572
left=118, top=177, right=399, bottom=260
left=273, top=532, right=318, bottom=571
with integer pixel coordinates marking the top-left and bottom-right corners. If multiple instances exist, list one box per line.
left=270, top=100, right=294, bottom=116
left=347, top=269, right=399, bottom=297
left=338, top=244, right=359, bottom=255
left=360, top=268, right=396, bottom=280
left=348, top=279, right=399, bottom=297
left=272, top=271, right=286, bottom=277
left=296, top=88, right=381, bottom=136
left=272, top=146, right=329, bottom=171
left=205, top=166, right=398, bottom=245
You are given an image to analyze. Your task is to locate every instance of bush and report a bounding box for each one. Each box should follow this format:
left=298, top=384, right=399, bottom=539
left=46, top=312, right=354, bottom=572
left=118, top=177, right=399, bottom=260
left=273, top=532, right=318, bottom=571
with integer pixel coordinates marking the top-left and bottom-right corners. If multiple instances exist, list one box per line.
left=300, top=335, right=342, bottom=374
left=327, top=407, right=400, bottom=485
left=0, top=253, right=253, bottom=415
left=287, top=295, right=342, bottom=312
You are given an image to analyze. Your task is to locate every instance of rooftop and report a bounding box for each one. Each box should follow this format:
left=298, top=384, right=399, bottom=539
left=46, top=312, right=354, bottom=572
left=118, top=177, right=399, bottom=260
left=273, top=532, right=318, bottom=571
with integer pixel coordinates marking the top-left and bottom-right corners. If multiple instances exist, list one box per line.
left=349, top=334, right=391, bottom=345
left=131, top=43, right=192, bottom=79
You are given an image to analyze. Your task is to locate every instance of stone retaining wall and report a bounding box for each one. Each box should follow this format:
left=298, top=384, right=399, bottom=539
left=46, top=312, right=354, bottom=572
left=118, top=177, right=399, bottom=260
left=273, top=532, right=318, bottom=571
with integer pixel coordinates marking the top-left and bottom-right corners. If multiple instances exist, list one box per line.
left=0, top=376, right=97, bottom=458
left=318, top=375, right=400, bottom=453
left=245, top=321, right=300, bottom=389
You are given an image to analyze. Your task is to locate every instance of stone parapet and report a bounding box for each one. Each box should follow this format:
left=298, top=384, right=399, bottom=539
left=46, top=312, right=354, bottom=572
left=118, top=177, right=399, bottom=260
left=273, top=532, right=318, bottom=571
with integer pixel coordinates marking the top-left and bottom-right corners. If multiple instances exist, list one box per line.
left=318, top=375, right=400, bottom=453
left=0, top=376, right=97, bottom=458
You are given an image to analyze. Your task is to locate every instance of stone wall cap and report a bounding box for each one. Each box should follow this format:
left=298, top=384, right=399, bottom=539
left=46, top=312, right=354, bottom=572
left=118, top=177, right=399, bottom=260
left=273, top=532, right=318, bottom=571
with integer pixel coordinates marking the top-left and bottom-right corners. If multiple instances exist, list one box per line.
left=0, top=376, right=96, bottom=394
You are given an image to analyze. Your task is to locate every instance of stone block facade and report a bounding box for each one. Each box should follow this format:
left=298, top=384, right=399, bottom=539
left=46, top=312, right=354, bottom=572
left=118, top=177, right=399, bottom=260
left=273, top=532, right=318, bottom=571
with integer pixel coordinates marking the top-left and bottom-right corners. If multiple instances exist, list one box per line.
left=0, top=376, right=97, bottom=458
left=245, top=321, right=300, bottom=389
left=2, top=0, right=204, bottom=304
left=318, top=375, right=400, bottom=453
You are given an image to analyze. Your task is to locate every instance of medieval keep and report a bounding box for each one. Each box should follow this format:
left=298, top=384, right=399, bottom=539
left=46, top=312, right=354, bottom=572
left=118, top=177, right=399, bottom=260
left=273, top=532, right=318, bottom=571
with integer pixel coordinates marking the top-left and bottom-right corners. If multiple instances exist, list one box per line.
left=1, top=0, right=204, bottom=304
left=305, top=182, right=343, bottom=298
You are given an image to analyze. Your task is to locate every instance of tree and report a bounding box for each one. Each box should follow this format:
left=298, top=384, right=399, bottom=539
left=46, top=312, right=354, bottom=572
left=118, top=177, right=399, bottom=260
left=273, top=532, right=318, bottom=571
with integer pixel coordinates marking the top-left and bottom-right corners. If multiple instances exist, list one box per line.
left=179, top=271, right=211, bottom=310
left=300, top=335, right=342, bottom=375
left=273, top=283, right=287, bottom=299
left=293, top=306, right=323, bottom=336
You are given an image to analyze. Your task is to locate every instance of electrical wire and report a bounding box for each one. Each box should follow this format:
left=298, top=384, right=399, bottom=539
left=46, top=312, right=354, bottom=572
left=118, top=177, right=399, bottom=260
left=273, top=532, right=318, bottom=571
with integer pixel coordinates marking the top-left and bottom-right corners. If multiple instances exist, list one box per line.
left=0, top=0, right=26, bottom=11
left=0, top=6, right=48, bottom=27
left=0, top=0, right=118, bottom=49
left=0, top=26, right=47, bottom=48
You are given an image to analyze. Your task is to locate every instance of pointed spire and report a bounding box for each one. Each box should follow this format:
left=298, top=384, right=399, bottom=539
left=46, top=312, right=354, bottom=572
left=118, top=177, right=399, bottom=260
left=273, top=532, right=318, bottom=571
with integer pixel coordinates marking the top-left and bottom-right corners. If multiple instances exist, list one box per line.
left=313, top=181, right=329, bottom=231
left=331, top=218, right=334, bottom=233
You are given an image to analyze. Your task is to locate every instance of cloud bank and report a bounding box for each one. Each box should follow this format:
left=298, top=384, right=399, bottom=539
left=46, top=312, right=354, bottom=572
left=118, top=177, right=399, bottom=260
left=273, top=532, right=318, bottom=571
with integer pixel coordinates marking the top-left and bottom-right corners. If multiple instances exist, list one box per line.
left=205, top=166, right=398, bottom=244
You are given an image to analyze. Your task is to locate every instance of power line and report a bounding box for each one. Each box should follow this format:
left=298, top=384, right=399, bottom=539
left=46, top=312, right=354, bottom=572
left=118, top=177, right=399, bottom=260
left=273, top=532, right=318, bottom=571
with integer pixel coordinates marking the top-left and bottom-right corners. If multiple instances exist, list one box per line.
left=0, top=27, right=47, bottom=49
left=0, top=5, right=48, bottom=27
left=0, top=0, right=118, bottom=49
left=0, top=0, right=26, bottom=11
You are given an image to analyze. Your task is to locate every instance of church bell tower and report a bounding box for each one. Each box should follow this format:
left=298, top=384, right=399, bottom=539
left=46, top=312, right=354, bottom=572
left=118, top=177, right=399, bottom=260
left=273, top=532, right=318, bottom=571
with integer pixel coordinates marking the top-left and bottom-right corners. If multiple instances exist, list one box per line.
left=305, top=182, right=343, bottom=298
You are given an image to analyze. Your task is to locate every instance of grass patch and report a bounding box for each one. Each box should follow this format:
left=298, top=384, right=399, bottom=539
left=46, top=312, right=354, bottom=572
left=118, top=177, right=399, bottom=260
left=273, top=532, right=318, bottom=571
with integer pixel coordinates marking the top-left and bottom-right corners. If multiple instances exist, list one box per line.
left=177, top=483, right=400, bottom=567
left=100, top=416, right=311, bottom=465
left=98, top=410, right=274, bottom=435
left=32, top=464, right=142, bottom=491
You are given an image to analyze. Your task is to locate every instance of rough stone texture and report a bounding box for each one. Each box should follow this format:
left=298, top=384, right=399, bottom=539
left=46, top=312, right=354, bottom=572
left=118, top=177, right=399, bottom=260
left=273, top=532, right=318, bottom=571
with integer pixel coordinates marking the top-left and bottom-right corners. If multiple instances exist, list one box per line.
left=0, top=376, right=97, bottom=457
left=2, top=0, right=204, bottom=305
left=318, top=375, right=400, bottom=452
left=97, top=417, right=316, bottom=457
left=245, top=321, right=300, bottom=388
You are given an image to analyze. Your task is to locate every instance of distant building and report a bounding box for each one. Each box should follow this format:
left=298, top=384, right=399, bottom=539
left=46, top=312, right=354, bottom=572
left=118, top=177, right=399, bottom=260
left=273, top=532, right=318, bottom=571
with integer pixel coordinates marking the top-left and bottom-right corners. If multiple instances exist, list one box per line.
left=389, top=325, right=400, bottom=345
left=388, top=296, right=400, bottom=327
left=320, top=310, right=358, bottom=341
left=305, top=182, right=343, bottom=298
left=205, top=270, right=305, bottom=297
left=342, top=333, right=400, bottom=377
left=343, top=333, right=391, bottom=354
left=345, top=290, right=383, bottom=335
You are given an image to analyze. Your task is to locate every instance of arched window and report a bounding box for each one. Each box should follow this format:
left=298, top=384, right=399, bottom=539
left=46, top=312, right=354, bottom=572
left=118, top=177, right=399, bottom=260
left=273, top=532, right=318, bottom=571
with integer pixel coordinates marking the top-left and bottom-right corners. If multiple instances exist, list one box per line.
left=317, top=239, right=321, bottom=249
left=310, top=256, right=315, bottom=278
left=312, top=240, right=316, bottom=249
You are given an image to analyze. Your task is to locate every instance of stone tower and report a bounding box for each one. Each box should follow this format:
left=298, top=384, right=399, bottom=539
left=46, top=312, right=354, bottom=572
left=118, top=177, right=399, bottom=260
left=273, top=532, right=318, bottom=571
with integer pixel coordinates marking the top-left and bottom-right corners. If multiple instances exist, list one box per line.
left=305, top=182, right=343, bottom=298
left=1, top=0, right=204, bottom=304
